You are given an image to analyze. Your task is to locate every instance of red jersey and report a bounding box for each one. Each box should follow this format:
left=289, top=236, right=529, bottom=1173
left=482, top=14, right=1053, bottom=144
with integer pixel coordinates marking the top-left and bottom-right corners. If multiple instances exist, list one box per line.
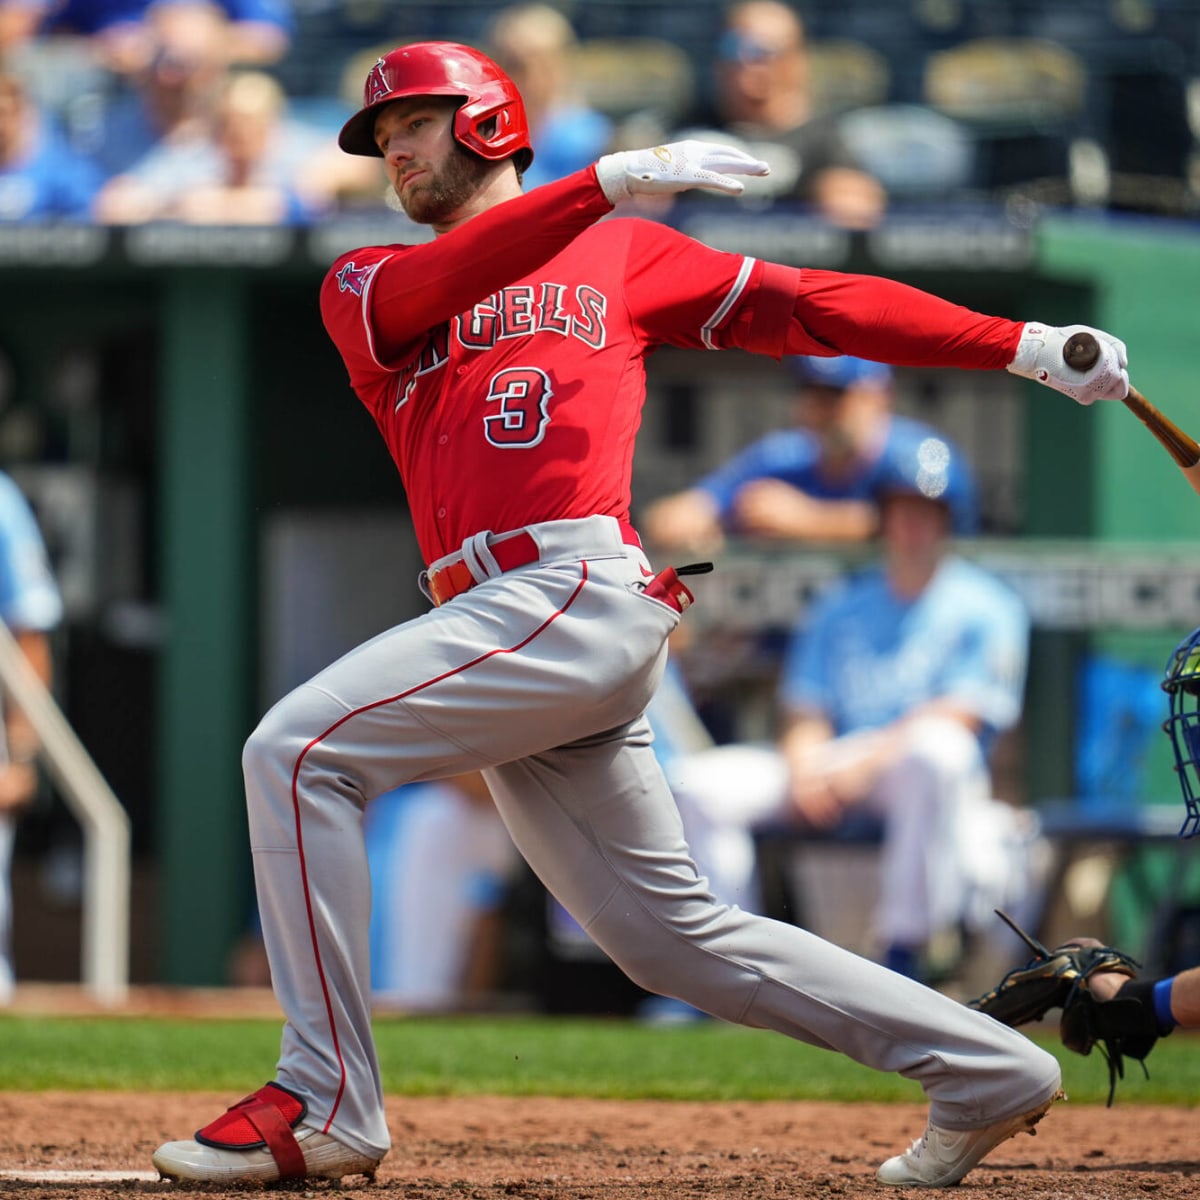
left=321, top=167, right=1023, bottom=565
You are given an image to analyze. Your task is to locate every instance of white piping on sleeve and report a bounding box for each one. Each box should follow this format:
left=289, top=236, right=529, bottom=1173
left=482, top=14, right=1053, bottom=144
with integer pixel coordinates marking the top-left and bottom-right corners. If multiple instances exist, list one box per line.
left=360, top=253, right=394, bottom=368
left=701, top=256, right=756, bottom=350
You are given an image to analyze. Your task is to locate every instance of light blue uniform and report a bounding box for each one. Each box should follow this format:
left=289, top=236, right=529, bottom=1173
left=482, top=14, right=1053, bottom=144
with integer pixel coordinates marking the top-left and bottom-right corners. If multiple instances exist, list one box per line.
left=666, top=554, right=1036, bottom=957
left=0, top=475, right=62, bottom=633
left=0, top=472, right=63, bottom=1002
left=781, top=556, right=1028, bottom=753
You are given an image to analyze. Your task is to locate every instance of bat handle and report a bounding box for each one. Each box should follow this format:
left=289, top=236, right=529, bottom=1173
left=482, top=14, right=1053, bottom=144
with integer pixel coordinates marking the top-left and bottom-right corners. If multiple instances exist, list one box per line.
left=1063, top=331, right=1101, bottom=371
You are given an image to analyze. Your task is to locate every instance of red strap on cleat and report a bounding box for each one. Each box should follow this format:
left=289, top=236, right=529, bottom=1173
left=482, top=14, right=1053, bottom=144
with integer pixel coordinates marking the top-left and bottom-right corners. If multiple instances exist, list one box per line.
left=195, top=1082, right=309, bottom=1179
left=240, top=1094, right=308, bottom=1179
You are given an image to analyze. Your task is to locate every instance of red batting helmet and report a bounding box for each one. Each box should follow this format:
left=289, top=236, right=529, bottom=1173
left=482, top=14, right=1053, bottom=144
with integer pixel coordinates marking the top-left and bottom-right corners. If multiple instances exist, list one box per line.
left=338, top=41, right=533, bottom=171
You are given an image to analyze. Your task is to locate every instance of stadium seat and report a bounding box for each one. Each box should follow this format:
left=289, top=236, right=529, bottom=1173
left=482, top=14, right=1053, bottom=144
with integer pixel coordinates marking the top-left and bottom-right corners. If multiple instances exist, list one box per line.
left=805, top=38, right=891, bottom=116
left=570, top=37, right=695, bottom=124
left=924, top=36, right=1087, bottom=126
left=922, top=37, right=1089, bottom=196
left=839, top=103, right=975, bottom=200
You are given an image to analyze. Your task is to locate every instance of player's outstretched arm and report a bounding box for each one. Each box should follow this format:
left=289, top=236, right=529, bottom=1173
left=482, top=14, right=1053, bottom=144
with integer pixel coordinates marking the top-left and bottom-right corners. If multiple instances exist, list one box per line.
left=725, top=266, right=1130, bottom=402
left=595, top=140, right=770, bottom=204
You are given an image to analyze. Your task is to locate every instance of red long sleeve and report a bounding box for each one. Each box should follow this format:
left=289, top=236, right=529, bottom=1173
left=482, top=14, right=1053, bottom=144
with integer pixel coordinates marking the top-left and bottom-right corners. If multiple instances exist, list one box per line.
left=729, top=264, right=1024, bottom=370
left=791, top=269, right=1024, bottom=368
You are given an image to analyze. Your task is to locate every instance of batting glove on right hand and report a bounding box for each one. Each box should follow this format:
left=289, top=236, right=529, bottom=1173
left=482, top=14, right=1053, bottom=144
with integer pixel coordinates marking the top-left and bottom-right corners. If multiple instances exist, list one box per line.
left=1006, top=322, right=1129, bottom=404
left=595, top=140, right=770, bottom=205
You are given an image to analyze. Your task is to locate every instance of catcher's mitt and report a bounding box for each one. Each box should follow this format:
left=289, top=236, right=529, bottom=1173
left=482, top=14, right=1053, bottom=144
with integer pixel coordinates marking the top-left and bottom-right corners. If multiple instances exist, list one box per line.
left=968, top=910, right=1166, bottom=1105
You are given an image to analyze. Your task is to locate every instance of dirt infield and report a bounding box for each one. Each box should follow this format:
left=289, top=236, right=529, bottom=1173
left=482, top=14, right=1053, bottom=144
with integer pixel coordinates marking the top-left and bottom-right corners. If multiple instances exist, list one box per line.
left=0, top=1091, right=1196, bottom=1199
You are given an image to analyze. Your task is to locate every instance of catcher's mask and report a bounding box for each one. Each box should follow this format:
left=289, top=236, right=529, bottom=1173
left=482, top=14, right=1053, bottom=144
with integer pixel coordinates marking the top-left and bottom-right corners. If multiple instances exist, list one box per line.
left=338, top=41, right=534, bottom=173
left=1162, top=624, right=1200, bottom=837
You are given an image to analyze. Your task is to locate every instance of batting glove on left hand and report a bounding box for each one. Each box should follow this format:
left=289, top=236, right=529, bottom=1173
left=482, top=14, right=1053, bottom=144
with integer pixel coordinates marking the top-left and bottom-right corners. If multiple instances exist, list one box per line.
left=595, top=140, right=770, bottom=204
left=1007, top=322, right=1129, bottom=404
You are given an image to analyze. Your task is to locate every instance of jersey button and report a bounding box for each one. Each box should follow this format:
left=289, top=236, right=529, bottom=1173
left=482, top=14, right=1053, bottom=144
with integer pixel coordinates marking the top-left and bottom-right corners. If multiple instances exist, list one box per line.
left=437, top=507, right=447, bottom=518
left=438, top=435, right=448, bottom=445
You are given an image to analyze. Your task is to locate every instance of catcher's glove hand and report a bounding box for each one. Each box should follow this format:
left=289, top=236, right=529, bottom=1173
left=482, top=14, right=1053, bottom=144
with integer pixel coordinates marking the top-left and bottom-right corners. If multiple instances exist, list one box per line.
left=968, top=910, right=1161, bottom=1106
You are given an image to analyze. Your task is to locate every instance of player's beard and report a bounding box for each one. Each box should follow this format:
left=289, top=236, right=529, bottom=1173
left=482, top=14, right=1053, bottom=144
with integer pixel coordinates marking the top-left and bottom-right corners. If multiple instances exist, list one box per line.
left=386, top=145, right=491, bottom=224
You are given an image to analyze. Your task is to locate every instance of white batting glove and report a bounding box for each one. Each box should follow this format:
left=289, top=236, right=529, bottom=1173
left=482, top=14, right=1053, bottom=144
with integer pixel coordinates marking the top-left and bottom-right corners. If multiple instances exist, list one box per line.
left=595, top=140, right=771, bottom=204
left=1006, top=322, right=1129, bottom=404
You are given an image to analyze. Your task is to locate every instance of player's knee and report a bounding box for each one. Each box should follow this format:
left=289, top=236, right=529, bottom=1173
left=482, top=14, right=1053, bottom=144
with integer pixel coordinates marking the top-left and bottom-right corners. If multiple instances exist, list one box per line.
left=895, top=717, right=982, bottom=789
left=589, top=901, right=753, bottom=1011
left=608, top=941, right=675, bottom=996
left=241, top=697, right=299, bottom=783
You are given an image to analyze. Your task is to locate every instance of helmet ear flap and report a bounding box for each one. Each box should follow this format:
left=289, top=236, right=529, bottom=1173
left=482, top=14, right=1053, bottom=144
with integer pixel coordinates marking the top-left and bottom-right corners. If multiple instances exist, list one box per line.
left=453, top=84, right=533, bottom=164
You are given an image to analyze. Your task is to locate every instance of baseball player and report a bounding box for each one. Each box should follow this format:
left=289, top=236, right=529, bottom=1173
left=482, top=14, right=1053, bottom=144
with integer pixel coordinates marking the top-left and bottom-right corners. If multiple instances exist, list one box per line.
left=666, top=436, right=1034, bottom=978
left=1084, top=624, right=1200, bottom=1033
left=965, top=625, right=1200, bottom=1106
left=153, top=41, right=1131, bottom=1188
left=0, top=471, right=63, bottom=1005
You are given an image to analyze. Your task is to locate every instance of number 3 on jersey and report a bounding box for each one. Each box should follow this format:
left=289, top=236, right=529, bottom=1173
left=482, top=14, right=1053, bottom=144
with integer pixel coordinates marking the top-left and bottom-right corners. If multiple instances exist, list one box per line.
left=484, top=366, right=552, bottom=448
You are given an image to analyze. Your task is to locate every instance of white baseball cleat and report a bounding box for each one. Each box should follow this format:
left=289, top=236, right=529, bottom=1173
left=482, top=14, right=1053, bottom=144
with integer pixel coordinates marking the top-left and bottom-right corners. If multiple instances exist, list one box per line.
left=152, top=1082, right=381, bottom=1184
left=875, top=1091, right=1061, bottom=1187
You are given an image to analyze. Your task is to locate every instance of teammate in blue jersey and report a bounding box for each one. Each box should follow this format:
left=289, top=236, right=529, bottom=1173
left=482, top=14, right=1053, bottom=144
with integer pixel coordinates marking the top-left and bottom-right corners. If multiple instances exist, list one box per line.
left=0, top=471, right=63, bottom=1004
left=366, top=772, right=516, bottom=1009
left=643, top=354, right=978, bottom=554
left=668, top=434, right=1039, bottom=981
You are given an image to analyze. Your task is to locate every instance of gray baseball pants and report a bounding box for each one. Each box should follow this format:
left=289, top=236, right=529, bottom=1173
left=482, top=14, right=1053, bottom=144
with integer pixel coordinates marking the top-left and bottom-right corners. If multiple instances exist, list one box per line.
left=242, top=516, right=1060, bottom=1161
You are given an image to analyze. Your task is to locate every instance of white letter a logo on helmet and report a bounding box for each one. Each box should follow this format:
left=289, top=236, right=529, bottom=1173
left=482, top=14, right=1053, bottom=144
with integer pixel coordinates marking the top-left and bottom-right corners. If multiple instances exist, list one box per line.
left=365, top=59, right=390, bottom=105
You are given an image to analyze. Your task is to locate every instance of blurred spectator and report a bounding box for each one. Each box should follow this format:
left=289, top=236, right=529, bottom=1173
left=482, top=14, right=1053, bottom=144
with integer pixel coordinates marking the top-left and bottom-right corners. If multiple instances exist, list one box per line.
left=366, top=771, right=518, bottom=1011
left=0, top=68, right=103, bottom=219
left=85, top=0, right=232, bottom=178
left=667, top=436, right=1039, bottom=983
left=641, top=354, right=978, bottom=557
left=95, top=68, right=324, bottom=223
left=0, top=471, right=63, bottom=1004
left=0, top=0, right=149, bottom=71
left=482, top=3, right=613, bottom=190
left=178, top=0, right=293, bottom=70
left=675, top=0, right=885, bottom=227
left=0, top=0, right=292, bottom=75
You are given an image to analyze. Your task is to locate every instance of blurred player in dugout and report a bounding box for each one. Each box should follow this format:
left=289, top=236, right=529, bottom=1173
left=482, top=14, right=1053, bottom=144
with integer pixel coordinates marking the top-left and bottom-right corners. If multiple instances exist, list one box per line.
left=0, top=471, right=62, bottom=1004
left=660, top=435, right=1041, bottom=984
left=642, top=353, right=971, bottom=554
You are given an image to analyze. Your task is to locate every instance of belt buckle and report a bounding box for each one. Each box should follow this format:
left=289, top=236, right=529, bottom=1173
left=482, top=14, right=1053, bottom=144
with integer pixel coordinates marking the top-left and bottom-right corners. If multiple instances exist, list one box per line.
left=429, top=560, right=471, bottom=607
left=428, top=571, right=451, bottom=607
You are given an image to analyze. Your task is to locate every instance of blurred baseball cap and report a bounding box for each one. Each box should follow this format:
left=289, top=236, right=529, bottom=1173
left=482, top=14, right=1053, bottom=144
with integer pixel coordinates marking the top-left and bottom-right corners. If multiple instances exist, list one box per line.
left=875, top=433, right=979, bottom=535
left=785, top=355, right=893, bottom=389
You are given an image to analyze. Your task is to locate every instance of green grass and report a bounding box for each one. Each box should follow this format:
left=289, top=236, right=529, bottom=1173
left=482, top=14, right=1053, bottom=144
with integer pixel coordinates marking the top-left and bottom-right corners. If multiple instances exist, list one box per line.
left=2, top=1014, right=1198, bottom=1106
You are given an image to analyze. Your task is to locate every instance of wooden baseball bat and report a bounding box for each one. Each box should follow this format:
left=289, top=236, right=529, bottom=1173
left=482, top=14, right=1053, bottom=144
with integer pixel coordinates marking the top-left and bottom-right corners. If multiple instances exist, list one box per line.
left=1063, top=331, right=1200, bottom=496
